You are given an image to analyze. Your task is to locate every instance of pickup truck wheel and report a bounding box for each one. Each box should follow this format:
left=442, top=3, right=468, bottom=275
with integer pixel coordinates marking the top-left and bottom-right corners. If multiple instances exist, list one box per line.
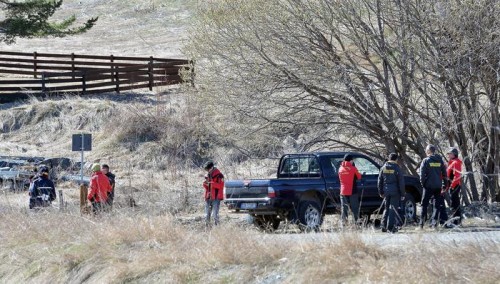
left=298, top=201, right=323, bottom=232
left=253, top=215, right=280, bottom=232
left=404, top=193, right=417, bottom=223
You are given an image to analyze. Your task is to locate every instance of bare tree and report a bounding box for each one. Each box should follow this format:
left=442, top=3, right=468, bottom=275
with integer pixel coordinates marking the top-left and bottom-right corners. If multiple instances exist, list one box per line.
left=189, top=0, right=499, bottom=201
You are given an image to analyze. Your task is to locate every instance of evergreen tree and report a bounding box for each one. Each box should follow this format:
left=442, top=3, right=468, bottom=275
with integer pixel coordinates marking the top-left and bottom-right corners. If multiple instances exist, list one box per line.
left=0, top=0, right=97, bottom=44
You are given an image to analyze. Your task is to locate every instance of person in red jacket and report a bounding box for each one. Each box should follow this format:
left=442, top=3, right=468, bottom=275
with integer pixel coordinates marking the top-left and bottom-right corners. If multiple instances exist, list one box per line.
left=203, top=161, right=224, bottom=226
left=338, top=154, right=362, bottom=227
left=88, top=163, right=112, bottom=213
left=444, top=147, right=463, bottom=225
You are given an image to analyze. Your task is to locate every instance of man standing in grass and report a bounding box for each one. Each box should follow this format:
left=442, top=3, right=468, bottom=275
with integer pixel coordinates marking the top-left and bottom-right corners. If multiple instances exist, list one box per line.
left=444, top=147, right=463, bottom=226
left=29, top=166, right=56, bottom=209
left=102, top=164, right=116, bottom=208
left=203, top=161, right=225, bottom=226
left=419, top=145, right=449, bottom=228
left=338, top=154, right=362, bottom=227
left=378, top=153, right=405, bottom=233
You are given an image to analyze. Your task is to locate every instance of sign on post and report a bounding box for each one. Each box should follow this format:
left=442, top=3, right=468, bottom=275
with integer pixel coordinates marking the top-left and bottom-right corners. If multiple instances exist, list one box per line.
left=72, top=133, right=92, bottom=183
left=72, top=133, right=92, bottom=151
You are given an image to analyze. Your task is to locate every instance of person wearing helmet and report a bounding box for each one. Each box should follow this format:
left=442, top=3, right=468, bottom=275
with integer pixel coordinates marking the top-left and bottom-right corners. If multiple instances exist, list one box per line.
left=29, top=165, right=56, bottom=209
left=444, top=147, right=463, bottom=226
left=203, top=161, right=225, bottom=226
left=88, top=163, right=112, bottom=213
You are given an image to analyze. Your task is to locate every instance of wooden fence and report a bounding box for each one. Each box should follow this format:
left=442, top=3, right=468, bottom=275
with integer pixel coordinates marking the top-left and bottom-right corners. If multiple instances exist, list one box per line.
left=0, top=51, right=192, bottom=103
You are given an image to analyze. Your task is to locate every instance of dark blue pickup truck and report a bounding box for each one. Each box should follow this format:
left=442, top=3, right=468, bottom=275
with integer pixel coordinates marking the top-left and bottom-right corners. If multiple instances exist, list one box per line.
left=224, top=152, right=422, bottom=231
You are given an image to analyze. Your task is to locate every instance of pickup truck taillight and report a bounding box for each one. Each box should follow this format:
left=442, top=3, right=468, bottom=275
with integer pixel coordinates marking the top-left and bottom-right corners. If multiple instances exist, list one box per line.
left=268, top=187, right=276, bottom=198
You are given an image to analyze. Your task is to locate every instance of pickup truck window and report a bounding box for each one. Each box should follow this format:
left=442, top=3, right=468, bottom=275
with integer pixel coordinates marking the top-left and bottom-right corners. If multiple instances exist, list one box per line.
left=353, top=157, right=380, bottom=175
left=330, top=158, right=344, bottom=174
left=279, top=156, right=321, bottom=178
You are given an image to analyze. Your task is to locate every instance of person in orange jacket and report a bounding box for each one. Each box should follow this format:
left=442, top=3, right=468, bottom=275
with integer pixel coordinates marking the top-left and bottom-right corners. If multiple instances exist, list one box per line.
left=444, top=147, right=463, bottom=226
left=88, top=163, right=112, bottom=213
left=203, top=161, right=224, bottom=226
left=338, top=154, right=362, bottom=227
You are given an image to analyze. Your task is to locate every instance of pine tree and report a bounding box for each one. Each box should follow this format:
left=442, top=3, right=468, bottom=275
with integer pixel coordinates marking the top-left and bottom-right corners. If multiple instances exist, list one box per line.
left=0, top=0, right=97, bottom=44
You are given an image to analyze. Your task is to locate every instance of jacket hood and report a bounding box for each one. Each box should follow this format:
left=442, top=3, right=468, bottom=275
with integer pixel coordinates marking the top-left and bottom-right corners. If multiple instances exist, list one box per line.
left=428, top=154, right=442, bottom=162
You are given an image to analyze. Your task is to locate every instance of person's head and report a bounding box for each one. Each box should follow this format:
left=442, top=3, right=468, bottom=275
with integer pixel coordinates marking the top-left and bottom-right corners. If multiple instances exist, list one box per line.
left=203, top=161, right=214, bottom=172
left=388, top=153, right=398, bottom=161
left=425, top=144, right=436, bottom=156
left=343, top=154, right=353, bottom=162
left=102, top=164, right=110, bottom=174
left=91, top=163, right=101, bottom=172
left=39, top=166, right=49, bottom=177
left=446, top=147, right=459, bottom=159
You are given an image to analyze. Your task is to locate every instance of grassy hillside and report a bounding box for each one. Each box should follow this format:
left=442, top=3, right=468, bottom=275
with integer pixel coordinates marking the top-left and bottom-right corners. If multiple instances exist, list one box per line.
left=1, top=0, right=195, bottom=58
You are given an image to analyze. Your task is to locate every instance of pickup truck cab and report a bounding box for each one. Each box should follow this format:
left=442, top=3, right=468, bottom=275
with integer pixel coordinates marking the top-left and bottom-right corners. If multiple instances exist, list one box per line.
left=224, top=152, right=422, bottom=231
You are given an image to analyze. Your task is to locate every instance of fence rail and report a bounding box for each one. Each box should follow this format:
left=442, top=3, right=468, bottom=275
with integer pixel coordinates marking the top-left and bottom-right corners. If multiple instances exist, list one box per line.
left=0, top=51, right=192, bottom=103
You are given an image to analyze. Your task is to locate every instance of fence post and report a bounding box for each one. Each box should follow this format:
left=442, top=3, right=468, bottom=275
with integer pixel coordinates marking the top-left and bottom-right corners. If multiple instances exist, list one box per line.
left=148, top=56, right=154, bottom=91
left=110, top=54, right=115, bottom=82
left=190, top=60, right=195, bottom=88
left=82, top=70, right=87, bottom=95
left=58, top=189, right=64, bottom=211
left=41, top=72, right=46, bottom=94
left=71, top=53, right=75, bottom=79
left=33, top=52, right=38, bottom=78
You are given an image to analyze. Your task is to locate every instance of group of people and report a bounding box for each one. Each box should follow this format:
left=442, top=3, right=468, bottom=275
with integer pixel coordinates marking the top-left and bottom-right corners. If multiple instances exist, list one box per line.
left=29, top=163, right=116, bottom=212
left=338, top=144, right=463, bottom=233
left=28, top=144, right=462, bottom=231
left=87, top=163, right=116, bottom=213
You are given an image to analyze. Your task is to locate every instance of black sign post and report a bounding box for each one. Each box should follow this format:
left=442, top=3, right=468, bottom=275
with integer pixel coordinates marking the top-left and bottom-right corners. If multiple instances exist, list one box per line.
left=72, top=133, right=92, bottom=183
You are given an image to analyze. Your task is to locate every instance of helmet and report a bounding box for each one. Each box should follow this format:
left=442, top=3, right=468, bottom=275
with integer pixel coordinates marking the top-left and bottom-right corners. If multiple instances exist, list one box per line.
left=447, top=147, right=459, bottom=157
left=203, top=161, right=214, bottom=170
left=91, top=163, right=101, bottom=172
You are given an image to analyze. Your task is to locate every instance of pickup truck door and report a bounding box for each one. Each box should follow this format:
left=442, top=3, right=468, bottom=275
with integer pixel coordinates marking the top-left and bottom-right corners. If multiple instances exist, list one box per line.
left=320, top=156, right=342, bottom=212
left=352, top=156, right=383, bottom=209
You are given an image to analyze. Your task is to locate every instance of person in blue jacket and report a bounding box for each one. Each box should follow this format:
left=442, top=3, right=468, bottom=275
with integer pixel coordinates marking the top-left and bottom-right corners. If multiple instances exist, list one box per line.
left=29, top=166, right=56, bottom=209
left=378, top=153, right=405, bottom=233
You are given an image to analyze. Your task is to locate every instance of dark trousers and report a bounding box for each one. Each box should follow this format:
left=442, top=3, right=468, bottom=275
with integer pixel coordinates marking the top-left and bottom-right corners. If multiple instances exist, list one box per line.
left=340, top=193, right=359, bottom=225
left=91, top=201, right=106, bottom=214
left=450, top=185, right=462, bottom=225
left=107, top=190, right=114, bottom=207
left=382, top=192, right=400, bottom=231
left=420, top=187, right=448, bottom=226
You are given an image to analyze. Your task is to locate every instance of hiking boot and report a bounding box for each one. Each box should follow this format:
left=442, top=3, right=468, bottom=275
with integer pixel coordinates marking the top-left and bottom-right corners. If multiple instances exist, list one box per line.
left=381, top=227, right=387, bottom=233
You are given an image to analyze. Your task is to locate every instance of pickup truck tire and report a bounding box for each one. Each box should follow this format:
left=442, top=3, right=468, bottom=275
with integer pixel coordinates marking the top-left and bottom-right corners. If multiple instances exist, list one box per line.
left=253, top=215, right=280, bottom=232
left=404, top=193, right=417, bottom=222
left=298, top=200, right=323, bottom=232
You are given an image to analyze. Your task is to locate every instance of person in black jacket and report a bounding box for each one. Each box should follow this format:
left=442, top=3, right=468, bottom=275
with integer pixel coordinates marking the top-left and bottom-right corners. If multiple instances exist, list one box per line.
left=419, top=145, right=449, bottom=229
left=29, top=166, right=56, bottom=209
left=378, top=153, right=405, bottom=233
left=102, top=164, right=116, bottom=208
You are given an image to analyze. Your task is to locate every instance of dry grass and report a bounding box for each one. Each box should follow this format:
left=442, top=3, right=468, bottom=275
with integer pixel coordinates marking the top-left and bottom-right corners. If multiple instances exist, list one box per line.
left=0, top=204, right=498, bottom=283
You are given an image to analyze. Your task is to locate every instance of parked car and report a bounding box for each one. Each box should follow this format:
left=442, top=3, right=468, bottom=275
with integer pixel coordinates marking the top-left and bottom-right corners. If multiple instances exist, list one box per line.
left=224, top=152, right=422, bottom=231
